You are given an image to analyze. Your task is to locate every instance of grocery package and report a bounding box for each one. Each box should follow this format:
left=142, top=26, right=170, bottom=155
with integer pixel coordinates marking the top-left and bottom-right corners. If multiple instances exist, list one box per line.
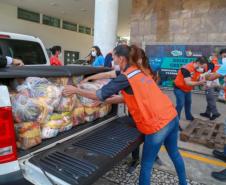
left=9, top=78, right=25, bottom=90
left=55, top=95, right=77, bottom=113
left=72, top=76, right=84, bottom=85
left=84, top=106, right=100, bottom=122
left=15, top=122, right=41, bottom=150
left=35, top=97, right=54, bottom=123
left=16, top=77, right=62, bottom=108
left=60, top=112, right=73, bottom=132
left=11, top=94, right=41, bottom=123
left=48, top=77, right=70, bottom=86
left=94, top=79, right=111, bottom=87
left=41, top=114, right=64, bottom=139
left=99, top=104, right=112, bottom=118
left=78, top=82, right=102, bottom=107
left=72, top=105, right=85, bottom=126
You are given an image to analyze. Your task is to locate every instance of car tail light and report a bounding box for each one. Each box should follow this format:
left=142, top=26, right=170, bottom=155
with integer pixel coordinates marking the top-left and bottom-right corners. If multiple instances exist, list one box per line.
left=0, top=34, right=10, bottom=39
left=0, top=107, right=17, bottom=164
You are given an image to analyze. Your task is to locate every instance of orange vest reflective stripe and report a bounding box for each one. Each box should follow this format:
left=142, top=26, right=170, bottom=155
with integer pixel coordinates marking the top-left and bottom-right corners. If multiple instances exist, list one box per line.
left=121, top=66, right=177, bottom=135
left=174, top=62, right=201, bottom=92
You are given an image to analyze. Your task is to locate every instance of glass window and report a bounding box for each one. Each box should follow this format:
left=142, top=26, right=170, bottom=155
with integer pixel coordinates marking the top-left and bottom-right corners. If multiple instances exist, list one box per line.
left=0, top=38, right=47, bottom=65
left=17, top=8, right=40, bottom=23
left=43, top=15, right=60, bottom=28
left=62, top=21, right=77, bottom=32
left=64, top=50, right=79, bottom=65
left=79, top=25, right=91, bottom=35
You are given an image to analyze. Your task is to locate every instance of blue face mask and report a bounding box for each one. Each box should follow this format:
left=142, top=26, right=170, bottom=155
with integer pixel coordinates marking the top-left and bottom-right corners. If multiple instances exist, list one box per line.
left=219, top=58, right=223, bottom=65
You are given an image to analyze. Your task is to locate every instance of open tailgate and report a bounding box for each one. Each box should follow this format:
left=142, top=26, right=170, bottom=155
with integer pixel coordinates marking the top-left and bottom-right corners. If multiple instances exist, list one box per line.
left=28, top=116, right=143, bottom=185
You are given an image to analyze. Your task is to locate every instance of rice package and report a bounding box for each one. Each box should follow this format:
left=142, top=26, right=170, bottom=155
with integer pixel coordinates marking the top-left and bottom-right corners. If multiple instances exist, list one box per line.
left=41, top=114, right=64, bottom=139
left=72, top=105, right=85, bottom=126
left=60, top=112, right=73, bottom=132
left=15, top=122, right=41, bottom=150
left=99, top=104, right=112, bottom=118
left=84, top=106, right=100, bottom=122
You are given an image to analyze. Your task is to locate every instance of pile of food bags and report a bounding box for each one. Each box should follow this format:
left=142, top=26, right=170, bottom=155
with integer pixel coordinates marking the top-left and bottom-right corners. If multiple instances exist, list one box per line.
left=10, top=76, right=112, bottom=150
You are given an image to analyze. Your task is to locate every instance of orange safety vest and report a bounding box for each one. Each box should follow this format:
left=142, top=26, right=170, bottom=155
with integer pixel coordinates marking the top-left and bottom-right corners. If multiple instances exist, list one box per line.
left=211, top=57, right=220, bottom=72
left=121, top=66, right=177, bottom=135
left=174, top=62, right=202, bottom=92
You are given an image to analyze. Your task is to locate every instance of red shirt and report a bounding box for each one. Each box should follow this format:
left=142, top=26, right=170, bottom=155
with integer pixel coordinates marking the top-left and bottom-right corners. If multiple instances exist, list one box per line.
left=50, top=56, right=62, bottom=66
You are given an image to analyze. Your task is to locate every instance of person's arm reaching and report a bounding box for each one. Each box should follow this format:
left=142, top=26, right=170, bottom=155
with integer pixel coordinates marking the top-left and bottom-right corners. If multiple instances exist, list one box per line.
left=81, top=70, right=117, bottom=83
left=184, top=77, right=206, bottom=86
left=104, top=95, right=124, bottom=104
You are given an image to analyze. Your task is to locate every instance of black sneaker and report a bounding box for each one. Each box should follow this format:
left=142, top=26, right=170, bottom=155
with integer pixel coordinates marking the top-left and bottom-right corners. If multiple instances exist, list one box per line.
left=213, top=150, right=226, bottom=162
left=211, top=169, right=226, bottom=182
left=200, top=113, right=211, bottom=119
left=210, top=113, right=221, bottom=120
left=127, top=160, right=139, bottom=174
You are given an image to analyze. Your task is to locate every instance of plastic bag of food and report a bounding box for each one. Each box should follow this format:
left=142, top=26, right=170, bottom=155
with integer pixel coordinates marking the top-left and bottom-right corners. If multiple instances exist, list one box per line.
left=94, top=79, right=111, bottom=87
left=35, top=97, right=54, bottom=123
left=99, top=104, right=112, bottom=118
left=17, top=77, right=62, bottom=108
left=55, top=95, right=77, bottom=113
left=48, top=77, right=70, bottom=86
left=78, top=82, right=101, bottom=107
left=15, top=122, right=41, bottom=150
left=72, top=105, right=85, bottom=126
left=11, top=94, right=41, bottom=123
left=41, top=114, right=64, bottom=139
left=84, top=106, right=100, bottom=122
left=60, top=112, right=73, bottom=132
left=72, top=76, right=84, bottom=85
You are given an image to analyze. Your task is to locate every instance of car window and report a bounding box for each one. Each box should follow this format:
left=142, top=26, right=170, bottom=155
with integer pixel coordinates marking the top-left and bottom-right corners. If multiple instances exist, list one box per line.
left=0, top=38, right=47, bottom=65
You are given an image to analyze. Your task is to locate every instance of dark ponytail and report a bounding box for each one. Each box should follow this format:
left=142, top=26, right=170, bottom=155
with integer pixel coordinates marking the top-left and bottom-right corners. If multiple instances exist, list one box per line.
left=50, top=45, right=61, bottom=55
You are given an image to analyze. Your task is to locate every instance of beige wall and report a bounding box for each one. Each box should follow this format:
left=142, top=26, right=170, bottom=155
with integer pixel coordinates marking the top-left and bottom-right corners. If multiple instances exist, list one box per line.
left=0, top=3, right=93, bottom=62
left=131, top=0, right=226, bottom=47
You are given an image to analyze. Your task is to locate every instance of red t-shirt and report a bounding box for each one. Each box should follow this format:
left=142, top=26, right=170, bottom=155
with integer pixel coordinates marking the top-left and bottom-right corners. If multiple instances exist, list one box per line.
left=50, top=56, right=62, bottom=66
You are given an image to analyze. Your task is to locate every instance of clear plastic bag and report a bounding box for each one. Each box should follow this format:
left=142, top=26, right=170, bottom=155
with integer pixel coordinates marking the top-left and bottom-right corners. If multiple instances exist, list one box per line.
left=78, top=82, right=101, bottom=107
left=17, top=77, right=62, bottom=108
left=15, top=122, right=41, bottom=150
left=72, top=105, right=85, bottom=126
left=99, top=104, right=112, bottom=118
left=72, top=76, right=84, bottom=85
left=84, top=106, right=100, bottom=122
left=55, top=95, right=77, bottom=113
left=11, top=94, right=42, bottom=123
left=60, top=112, right=73, bottom=132
left=41, top=114, right=64, bottom=139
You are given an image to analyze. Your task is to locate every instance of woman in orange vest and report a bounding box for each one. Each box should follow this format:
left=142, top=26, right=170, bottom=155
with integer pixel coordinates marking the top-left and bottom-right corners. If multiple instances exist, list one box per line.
left=49, top=45, right=63, bottom=66
left=63, top=45, right=187, bottom=185
left=174, top=57, right=208, bottom=124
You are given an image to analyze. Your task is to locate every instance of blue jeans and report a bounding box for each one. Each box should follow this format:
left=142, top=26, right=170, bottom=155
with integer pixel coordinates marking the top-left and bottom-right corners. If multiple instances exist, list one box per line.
left=139, top=117, right=187, bottom=185
left=174, top=88, right=193, bottom=120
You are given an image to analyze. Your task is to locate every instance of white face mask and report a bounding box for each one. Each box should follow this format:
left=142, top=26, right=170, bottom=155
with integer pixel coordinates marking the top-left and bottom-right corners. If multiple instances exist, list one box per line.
left=222, top=58, right=226, bottom=65
left=114, top=64, right=120, bottom=71
left=196, top=67, right=204, bottom=73
left=58, top=53, right=62, bottom=57
left=91, top=51, right=97, bottom=57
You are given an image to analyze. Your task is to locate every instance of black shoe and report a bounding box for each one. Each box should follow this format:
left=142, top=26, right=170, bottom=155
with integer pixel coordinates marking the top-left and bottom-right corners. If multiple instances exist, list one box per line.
left=187, top=116, right=194, bottom=121
left=127, top=159, right=139, bottom=174
left=211, top=169, right=226, bottom=182
left=213, top=150, right=226, bottom=162
left=210, top=113, right=221, bottom=120
left=200, top=112, right=211, bottom=119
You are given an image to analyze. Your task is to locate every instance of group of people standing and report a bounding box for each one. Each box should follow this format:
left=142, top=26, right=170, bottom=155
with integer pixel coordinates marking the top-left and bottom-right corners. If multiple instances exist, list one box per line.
left=63, top=44, right=226, bottom=184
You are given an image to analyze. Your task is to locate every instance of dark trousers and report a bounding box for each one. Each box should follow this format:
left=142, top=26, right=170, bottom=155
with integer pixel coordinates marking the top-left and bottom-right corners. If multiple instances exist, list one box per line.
left=205, top=88, right=219, bottom=115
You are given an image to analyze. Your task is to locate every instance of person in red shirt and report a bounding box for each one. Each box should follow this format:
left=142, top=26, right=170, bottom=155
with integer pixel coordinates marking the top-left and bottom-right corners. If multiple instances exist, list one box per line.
left=49, top=45, right=62, bottom=66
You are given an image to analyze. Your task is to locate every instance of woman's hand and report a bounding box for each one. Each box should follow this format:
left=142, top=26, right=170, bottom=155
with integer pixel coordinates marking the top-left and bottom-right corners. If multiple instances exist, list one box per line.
left=63, top=85, right=78, bottom=96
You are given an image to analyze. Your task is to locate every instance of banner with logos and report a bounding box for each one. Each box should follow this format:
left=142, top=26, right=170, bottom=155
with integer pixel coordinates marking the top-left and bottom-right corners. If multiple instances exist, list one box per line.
left=145, top=44, right=226, bottom=87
